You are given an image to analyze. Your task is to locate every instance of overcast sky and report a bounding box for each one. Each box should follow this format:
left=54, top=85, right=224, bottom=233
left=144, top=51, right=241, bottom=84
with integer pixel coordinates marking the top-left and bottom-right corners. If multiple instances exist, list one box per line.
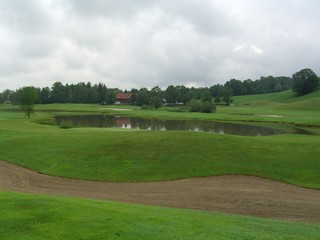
left=0, top=0, right=319, bottom=91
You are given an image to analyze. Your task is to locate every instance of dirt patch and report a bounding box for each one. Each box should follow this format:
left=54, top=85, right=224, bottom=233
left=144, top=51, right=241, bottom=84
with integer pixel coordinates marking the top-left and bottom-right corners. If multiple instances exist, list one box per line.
left=0, top=160, right=319, bottom=223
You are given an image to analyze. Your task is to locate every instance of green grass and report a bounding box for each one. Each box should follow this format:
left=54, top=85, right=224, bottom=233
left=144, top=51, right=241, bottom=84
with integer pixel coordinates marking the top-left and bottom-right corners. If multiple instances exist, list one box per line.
left=1, top=90, right=320, bottom=238
left=234, top=89, right=320, bottom=105
left=1, top=191, right=319, bottom=240
left=0, top=89, right=319, bottom=188
left=0, top=111, right=319, bottom=188
left=233, top=90, right=320, bottom=116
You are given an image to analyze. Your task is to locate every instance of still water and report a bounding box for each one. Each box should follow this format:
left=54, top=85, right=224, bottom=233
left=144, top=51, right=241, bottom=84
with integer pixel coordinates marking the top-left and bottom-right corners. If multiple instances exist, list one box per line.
left=55, top=115, right=311, bottom=136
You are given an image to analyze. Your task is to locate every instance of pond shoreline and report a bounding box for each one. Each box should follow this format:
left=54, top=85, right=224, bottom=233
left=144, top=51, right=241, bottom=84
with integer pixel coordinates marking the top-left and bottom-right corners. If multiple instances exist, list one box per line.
left=54, top=114, right=314, bottom=136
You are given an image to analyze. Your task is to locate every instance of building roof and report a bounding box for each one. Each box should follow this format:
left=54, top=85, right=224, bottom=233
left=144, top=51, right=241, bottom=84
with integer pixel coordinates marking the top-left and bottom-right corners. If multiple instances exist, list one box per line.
left=116, top=93, right=131, bottom=100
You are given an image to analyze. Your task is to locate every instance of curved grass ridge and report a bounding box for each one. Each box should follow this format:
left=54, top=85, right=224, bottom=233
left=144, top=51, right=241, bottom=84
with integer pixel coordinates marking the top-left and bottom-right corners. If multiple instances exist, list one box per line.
left=1, top=191, right=320, bottom=240
left=1, top=126, right=319, bottom=188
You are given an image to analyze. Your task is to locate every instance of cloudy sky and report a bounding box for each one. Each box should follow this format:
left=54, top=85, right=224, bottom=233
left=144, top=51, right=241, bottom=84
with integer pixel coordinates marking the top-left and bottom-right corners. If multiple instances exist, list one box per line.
left=0, top=0, right=319, bottom=91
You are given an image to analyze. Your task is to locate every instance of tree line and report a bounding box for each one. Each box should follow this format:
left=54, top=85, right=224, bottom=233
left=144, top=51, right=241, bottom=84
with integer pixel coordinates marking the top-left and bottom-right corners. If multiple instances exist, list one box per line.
left=0, top=75, right=294, bottom=105
left=1, top=68, right=319, bottom=111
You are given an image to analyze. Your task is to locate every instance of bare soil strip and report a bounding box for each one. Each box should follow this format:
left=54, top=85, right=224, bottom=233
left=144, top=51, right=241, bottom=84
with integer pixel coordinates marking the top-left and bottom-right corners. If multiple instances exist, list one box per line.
left=1, top=160, right=320, bottom=223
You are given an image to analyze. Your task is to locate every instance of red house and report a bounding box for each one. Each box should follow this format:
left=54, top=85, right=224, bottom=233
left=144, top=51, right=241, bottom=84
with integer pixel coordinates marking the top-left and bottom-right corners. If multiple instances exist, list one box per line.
left=115, top=93, right=131, bottom=104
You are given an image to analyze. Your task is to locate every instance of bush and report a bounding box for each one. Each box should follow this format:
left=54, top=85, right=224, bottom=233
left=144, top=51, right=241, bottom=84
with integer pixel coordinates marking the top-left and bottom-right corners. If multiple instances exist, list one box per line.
left=141, top=105, right=153, bottom=110
left=187, top=99, right=216, bottom=113
left=165, top=108, right=186, bottom=112
left=187, top=99, right=201, bottom=112
left=201, top=101, right=216, bottom=113
left=59, top=123, right=73, bottom=129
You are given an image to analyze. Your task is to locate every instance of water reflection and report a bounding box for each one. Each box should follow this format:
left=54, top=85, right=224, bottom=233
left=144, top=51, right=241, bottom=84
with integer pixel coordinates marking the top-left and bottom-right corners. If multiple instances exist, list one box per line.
left=55, top=115, right=312, bottom=136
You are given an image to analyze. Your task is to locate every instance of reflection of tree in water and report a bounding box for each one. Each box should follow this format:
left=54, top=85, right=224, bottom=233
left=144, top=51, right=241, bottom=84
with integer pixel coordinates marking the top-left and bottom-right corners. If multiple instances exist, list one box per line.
left=55, top=115, right=310, bottom=136
left=136, top=118, right=151, bottom=130
left=198, top=121, right=217, bottom=132
left=163, top=120, right=183, bottom=131
left=56, top=115, right=105, bottom=127
left=150, top=119, right=165, bottom=131
left=115, top=117, right=132, bottom=128
left=217, top=123, right=283, bottom=136
left=130, top=117, right=139, bottom=129
left=101, top=115, right=114, bottom=128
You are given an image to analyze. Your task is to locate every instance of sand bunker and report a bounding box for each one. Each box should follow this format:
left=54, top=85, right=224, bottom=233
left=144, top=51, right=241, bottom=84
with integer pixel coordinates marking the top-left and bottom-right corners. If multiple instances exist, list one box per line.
left=0, top=160, right=319, bottom=223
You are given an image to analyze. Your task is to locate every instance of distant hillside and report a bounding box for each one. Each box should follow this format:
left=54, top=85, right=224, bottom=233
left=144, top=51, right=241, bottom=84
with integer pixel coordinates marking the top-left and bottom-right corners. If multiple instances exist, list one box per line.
left=234, top=89, right=320, bottom=110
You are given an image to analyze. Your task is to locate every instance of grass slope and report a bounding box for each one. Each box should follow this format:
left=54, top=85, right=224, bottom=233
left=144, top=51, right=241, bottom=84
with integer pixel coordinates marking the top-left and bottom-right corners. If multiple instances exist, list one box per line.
left=1, top=191, right=320, bottom=240
left=0, top=113, right=319, bottom=188
left=234, top=89, right=320, bottom=109
left=221, top=90, right=320, bottom=127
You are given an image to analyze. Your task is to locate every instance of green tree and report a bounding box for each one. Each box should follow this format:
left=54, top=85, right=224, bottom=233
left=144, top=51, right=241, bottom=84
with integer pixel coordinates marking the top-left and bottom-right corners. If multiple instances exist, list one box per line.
left=201, top=89, right=213, bottom=102
left=130, top=88, right=139, bottom=105
left=39, top=87, right=51, bottom=104
left=137, top=88, right=150, bottom=106
left=187, top=99, right=201, bottom=112
left=210, top=84, right=223, bottom=98
left=18, top=86, right=38, bottom=118
left=150, top=86, right=163, bottom=98
left=214, top=96, right=221, bottom=104
left=274, top=83, right=283, bottom=92
left=201, top=101, right=216, bottom=113
left=0, top=89, right=14, bottom=103
left=165, top=85, right=179, bottom=105
left=51, top=82, right=68, bottom=103
left=151, top=95, right=162, bottom=109
left=183, top=90, right=196, bottom=104
left=222, top=87, right=234, bottom=106
left=199, top=89, right=216, bottom=113
left=292, top=68, right=319, bottom=96
left=225, top=79, right=245, bottom=95
left=105, top=89, right=121, bottom=104
left=97, top=83, right=107, bottom=103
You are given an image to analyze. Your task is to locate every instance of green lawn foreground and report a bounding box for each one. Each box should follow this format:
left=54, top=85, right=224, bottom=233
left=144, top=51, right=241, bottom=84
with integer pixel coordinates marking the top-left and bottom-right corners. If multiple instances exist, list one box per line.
left=0, top=191, right=319, bottom=240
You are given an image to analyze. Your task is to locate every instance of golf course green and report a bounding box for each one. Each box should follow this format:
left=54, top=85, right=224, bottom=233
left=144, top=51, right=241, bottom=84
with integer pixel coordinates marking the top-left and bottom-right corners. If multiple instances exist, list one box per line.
left=1, top=89, right=319, bottom=239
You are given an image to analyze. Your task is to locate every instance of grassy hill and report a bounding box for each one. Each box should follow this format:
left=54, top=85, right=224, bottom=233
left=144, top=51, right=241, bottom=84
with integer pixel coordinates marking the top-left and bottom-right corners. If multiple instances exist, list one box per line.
left=234, top=89, right=320, bottom=110
left=220, top=89, right=320, bottom=127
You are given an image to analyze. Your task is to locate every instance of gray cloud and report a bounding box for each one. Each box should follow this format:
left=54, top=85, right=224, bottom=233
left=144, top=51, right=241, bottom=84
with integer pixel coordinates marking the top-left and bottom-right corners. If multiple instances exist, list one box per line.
left=0, top=0, right=319, bottom=91
left=62, top=0, right=238, bottom=36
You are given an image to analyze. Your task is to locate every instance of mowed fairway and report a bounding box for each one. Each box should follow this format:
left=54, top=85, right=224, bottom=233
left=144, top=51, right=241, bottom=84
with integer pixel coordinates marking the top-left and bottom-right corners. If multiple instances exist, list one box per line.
left=1, top=191, right=320, bottom=240
left=0, top=90, right=320, bottom=239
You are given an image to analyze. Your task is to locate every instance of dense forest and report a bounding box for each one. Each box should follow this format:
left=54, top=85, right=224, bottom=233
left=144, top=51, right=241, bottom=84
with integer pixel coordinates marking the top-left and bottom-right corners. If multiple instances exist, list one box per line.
left=0, top=75, right=292, bottom=106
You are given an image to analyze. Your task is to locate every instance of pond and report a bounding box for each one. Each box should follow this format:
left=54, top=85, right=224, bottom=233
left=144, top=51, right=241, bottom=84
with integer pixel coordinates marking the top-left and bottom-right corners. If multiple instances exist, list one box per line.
left=55, top=115, right=312, bottom=136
